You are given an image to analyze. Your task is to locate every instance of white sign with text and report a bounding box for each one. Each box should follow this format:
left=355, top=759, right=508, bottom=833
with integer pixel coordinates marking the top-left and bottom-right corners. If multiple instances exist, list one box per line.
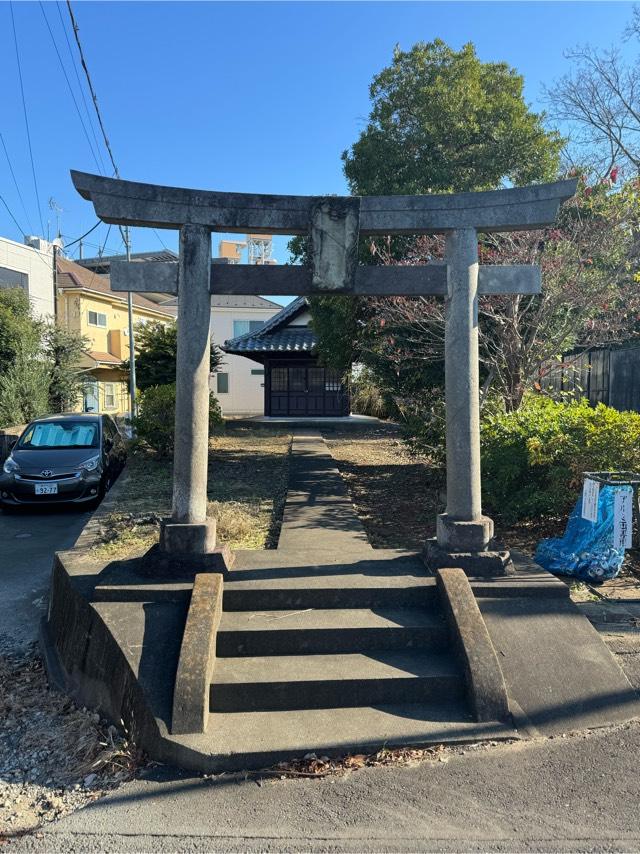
left=613, top=488, right=633, bottom=550
left=582, top=478, right=600, bottom=523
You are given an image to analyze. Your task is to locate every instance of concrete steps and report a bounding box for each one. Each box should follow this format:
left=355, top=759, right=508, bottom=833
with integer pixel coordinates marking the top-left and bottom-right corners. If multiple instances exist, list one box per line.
left=211, top=650, right=463, bottom=712
left=217, top=606, right=448, bottom=656
left=188, top=702, right=513, bottom=770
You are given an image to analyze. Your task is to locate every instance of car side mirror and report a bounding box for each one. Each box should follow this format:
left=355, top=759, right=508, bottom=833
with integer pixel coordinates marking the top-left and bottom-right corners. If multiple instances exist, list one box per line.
left=104, top=437, right=113, bottom=451
left=7, top=438, right=17, bottom=450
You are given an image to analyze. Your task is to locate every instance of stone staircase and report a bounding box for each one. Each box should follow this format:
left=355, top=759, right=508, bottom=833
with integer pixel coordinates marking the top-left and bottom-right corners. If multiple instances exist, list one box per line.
left=190, top=433, right=515, bottom=764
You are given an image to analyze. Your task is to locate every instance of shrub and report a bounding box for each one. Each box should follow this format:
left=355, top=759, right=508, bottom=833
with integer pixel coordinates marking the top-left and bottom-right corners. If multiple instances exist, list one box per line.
left=0, top=348, right=51, bottom=428
left=397, top=387, right=447, bottom=465
left=481, top=396, right=640, bottom=523
left=351, top=368, right=393, bottom=419
left=134, top=384, right=224, bottom=457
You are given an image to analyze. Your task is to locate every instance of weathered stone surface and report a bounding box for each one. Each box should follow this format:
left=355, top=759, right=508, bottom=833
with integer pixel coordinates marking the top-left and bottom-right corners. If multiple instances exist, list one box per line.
left=172, top=224, right=212, bottom=526
left=160, top=520, right=217, bottom=554
left=172, top=573, right=223, bottom=735
left=436, top=513, right=494, bottom=552
left=310, top=197, right=360, bottom=292
left=424, top=539, right=515, bottom=578
left=71, top=170, right=577, bottom=235
left=111, top=259, right=541, bottom=298
left=436, top=568, right=510, bottom=723
left=139, top=542, right=232, bottom=579
left=441, top=228, right=483, bottom=530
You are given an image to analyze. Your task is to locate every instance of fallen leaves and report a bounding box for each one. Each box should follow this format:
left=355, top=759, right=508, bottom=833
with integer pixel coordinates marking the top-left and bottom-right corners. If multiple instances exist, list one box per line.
left=256, top=741, right=509, bottom=782
left=0, top=644, right=145, bottom=838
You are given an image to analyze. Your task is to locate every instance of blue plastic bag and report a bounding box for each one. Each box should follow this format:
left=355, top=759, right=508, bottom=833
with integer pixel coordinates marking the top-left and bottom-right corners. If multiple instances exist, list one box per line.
left=534, top=484, right=631, bottom=581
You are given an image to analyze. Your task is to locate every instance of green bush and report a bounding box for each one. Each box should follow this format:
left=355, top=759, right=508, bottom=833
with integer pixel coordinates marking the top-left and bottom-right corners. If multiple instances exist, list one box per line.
left=481, top=396, right=640, bottom=523
left=134, top=383, right=224, bottom=457
left=351, top=368, right=393, bottom=419
left=0, top=347, right=51, bottom=428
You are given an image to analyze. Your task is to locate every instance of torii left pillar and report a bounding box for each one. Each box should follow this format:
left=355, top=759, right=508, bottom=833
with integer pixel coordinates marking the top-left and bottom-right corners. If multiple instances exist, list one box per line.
left=158, top=224, right=219, bottom=561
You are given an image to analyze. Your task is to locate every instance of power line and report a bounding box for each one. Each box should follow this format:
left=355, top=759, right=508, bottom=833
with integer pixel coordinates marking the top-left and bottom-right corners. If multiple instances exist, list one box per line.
left=9, top=1, right=45, bottom=236
left=0, top=131, right=34, bottom=235
left=0, top=194, right=26, bottom=236
left=66, top=1, right=119, bottom=178
left=39, top=1, right=104, bottom=175
left=63, top=219, right=102, bottom=248
left=65, top=2, right=169, bottom=257
left=55, top=1, right=107, bottom=176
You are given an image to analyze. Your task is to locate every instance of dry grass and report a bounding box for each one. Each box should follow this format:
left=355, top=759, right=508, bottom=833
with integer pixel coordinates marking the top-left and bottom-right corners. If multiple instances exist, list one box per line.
left=92, top=428, right=291, bottom=559
left=325, top=427, right=442, bottom=550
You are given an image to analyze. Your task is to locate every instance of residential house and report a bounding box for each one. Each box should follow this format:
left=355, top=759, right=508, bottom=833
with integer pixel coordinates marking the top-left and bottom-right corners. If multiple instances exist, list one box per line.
left=0, top=235, right=57, bottom=318
left=209, top=294, right=283, bottom=415
left=56, top=256, right=174, bottom=416
left=78, top=251, right=282, bottom=416
left=223, top=297, right=350, bottom=417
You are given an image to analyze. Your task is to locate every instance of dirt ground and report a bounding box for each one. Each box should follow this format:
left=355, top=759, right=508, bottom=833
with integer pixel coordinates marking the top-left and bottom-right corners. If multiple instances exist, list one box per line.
left=325, top=425, right=640, bottom=603
left=92, top=428, right=291, bottom=559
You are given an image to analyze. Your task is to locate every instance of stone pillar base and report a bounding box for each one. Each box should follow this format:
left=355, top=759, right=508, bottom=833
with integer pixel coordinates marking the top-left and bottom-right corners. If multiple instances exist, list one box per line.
left=139, top=519, right=233, bottom=579
left=423, top=539, right=514, bottom=578
left=436, top=513, right=494, bottom=552
left=160, top=520, right=218, bottom=554
left=140, top=542, right=233, bottom=579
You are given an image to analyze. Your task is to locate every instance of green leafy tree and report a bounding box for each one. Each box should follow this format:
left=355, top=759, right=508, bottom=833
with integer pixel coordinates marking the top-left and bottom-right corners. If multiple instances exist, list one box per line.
left=42, top=324, right=89, bottom=413
left=343, top=40, right=563, bottom=195
left=128, top=320, right=224, bottom=391
left=134, top=383, right=224, bottom=456
left=303, top=40, right=564, bottom=376
left=0, top=288, right=41, bottom=375
left=0, top=346, right=51, bottom=428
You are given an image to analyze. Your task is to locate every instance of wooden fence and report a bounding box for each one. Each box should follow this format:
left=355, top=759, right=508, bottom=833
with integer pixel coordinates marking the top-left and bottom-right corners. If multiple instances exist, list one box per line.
left=542, top=346, right=640, bottom=413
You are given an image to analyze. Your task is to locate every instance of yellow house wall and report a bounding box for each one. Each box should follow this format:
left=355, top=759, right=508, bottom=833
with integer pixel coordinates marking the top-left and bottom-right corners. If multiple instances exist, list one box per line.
left=57, top=290, right=168, bottom=359
left=58, top=289, right=171, bottom=417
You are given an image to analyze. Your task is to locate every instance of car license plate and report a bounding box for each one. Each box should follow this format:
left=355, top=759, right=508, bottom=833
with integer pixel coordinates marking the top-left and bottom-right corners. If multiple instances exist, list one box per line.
left=35, top=483, right=58, bottom=495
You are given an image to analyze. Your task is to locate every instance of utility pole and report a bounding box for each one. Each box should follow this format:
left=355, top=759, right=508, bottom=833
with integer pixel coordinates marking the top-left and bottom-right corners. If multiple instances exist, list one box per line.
left=125, top=226, right=137, bottom=425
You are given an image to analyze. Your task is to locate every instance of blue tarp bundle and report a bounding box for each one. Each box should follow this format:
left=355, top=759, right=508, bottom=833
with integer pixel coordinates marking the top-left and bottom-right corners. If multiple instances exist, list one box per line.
left=534, top=484, right=631, bottom=581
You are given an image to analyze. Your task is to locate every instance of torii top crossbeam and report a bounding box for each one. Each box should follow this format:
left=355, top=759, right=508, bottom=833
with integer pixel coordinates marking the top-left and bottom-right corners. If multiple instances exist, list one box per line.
left=71, top=171, right=577, bottom=298
left=72, top=170, right=575, bottom=235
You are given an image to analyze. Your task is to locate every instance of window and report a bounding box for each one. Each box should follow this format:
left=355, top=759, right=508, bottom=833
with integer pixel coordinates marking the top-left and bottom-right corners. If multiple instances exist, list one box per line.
left=18, top=421, right=99, bottom=449
left=88, top=310, right=107, bottom=328
left=216, top=372, right=229, bottom=394
left=233, top=319, right=265, bottom=337
left=0, top=266, right=28, bottom=292
left=251, top=369, right=265, bottom=376
left=325, top=369, right=341, bottom=392
left=104, top=383, right=116, bottom=409
left=271, top=368, right=287, bottom=392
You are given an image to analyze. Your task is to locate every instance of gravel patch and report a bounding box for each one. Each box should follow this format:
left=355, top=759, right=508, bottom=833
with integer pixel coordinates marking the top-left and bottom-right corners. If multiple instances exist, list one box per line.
left=0, top=643, right=144, bottom=840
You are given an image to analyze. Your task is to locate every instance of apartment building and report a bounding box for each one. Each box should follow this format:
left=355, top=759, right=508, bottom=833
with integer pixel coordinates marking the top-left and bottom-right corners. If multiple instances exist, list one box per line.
left=0, top=235, right=56, bottom=318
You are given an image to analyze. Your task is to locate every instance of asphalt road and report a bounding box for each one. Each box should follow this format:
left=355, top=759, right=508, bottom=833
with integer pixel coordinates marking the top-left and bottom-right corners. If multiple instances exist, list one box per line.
left=0, top=505, right=89, bottom=652
left=11, top=720, right=640, bottom=853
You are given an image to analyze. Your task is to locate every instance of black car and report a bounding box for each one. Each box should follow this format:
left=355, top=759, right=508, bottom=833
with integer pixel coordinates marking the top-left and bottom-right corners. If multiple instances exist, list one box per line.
left=0, top=414, right=127, bottom=510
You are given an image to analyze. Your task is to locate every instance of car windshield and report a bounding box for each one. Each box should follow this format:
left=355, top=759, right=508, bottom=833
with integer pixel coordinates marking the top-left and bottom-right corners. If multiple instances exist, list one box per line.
left=17, top=421, right=99, bottom=450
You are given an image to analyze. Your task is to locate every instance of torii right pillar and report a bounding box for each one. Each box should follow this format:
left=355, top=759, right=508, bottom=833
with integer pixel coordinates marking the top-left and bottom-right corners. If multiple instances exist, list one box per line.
left=426, top=227, right=510, bottom=576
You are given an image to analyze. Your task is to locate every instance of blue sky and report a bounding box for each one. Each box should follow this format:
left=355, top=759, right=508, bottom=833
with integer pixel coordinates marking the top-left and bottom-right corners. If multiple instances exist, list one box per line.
left=0, top=1, right=635, bottom=303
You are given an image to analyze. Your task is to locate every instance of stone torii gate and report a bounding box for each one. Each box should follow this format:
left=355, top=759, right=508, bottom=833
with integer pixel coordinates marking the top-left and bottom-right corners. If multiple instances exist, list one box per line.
left=71, top=171, right=576, bottom=575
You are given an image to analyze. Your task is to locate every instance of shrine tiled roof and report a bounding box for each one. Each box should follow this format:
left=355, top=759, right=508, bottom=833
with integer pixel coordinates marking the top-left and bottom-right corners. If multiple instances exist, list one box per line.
left=225, top=328, right=316, bottom=354
left=223, top=296, right=316, bottom=354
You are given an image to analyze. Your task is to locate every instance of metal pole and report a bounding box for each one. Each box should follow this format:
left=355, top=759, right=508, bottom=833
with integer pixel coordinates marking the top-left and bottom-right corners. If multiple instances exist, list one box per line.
left=125, top=226, right=137, bottom=422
